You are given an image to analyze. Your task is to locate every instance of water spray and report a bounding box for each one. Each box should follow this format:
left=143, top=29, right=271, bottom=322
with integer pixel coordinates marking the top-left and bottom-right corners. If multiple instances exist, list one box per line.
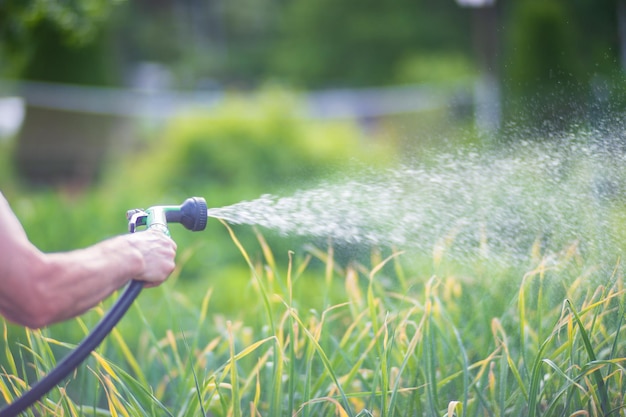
left=0, top=197, right=208, bottom=417
left=3, top=137, right=624, bottom=415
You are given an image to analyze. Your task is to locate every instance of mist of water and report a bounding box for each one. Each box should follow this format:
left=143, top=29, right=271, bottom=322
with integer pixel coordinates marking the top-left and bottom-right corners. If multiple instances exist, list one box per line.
left=207, top=134, right=626, bottom=265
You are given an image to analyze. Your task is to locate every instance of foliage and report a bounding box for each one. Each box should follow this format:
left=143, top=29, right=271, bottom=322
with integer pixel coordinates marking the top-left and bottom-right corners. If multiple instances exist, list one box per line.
left=2, top=0, right=625, bottom=95
left=2, top=226, right=625, bottom=416
left=507, top=1, right=587, bottom=128
left=106, top=88, right=395, bottom=206
left=3, top=0, right=626, bottom=142
left=2, top=111, right=626, bottom=415
left=18, top=21, right=119, bottom=86
left=0, top=0, right=123, bottom=78
left=271, top=0, right=471, bottom=88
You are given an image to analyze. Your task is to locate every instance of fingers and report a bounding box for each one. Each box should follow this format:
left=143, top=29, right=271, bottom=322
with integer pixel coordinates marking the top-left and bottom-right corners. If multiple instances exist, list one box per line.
left=128, top=230, right=177, bottom=286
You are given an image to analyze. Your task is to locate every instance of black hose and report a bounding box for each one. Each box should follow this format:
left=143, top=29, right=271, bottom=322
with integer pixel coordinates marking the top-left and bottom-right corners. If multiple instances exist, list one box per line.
left=0, top=280, right=144, bottom=416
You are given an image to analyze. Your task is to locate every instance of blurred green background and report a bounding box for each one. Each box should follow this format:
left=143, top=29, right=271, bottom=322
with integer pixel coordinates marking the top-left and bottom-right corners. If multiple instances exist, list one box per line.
left=2, top=0, right=626, bottom=412
left=2, top=0, right=625, bottom=195
left=1, top=0, right=625, bottom=297
left=1, top=0, right=626, bottom=326
left=0, top=0, right=618, bottom=341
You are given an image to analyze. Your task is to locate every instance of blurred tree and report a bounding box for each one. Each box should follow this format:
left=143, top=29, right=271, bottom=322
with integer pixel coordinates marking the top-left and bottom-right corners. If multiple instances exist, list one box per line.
left=110, top=0, right=285, bottom=89
left=504, top=0, right=584, bottom=131
left=14, top=15, right=121, bottom=185
left=573, top=0, right=621, bottom=70
left=270, top=0, right=472, bottom=88
left=0, top=0, right=123, bottom=77
left=19, top=21, right=118, bottom=86
left=501, top=0, right=623, bottom=134
left=3, top=0, right=625, bottom=133
left=1, top=1, right=125, bottom=187
left=107, top=0, right=474, bottom=89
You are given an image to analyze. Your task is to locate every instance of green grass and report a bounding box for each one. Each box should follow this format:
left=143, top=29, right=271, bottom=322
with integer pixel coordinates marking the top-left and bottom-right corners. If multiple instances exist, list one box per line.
left=2, top=225, right=626, bottom=416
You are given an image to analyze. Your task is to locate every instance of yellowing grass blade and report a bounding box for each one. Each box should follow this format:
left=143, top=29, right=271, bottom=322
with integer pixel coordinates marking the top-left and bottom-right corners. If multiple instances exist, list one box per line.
left=447, top=400, right=462, bottom=417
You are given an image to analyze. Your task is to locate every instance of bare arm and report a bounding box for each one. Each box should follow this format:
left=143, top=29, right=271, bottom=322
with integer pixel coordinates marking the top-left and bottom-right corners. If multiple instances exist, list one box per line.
left=0, top=193, right=177, bottom=328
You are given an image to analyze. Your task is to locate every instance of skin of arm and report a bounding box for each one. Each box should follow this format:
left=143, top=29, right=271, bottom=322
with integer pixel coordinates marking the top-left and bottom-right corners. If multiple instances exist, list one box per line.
left=0, top=193, right=177, bottom=329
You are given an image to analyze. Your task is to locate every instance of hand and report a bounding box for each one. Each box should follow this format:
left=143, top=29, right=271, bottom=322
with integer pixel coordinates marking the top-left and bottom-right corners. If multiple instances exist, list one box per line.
left=125, top=230, right=177, bottom=287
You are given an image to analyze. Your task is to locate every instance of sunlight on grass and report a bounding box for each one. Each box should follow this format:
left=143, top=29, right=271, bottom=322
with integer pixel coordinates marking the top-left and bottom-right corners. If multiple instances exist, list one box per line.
left=2, top=227, right=626, bottom=416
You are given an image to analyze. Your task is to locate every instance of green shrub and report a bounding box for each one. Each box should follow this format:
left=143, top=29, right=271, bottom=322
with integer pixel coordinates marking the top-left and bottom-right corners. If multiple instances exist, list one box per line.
left=3, top=227, right=624, bottom=416
left=110, top=88, right=396, bottom=205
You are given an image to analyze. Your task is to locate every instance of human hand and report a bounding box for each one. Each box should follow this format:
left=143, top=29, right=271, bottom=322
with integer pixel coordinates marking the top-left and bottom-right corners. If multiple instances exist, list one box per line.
left=125, top=230, right=177, bottom=287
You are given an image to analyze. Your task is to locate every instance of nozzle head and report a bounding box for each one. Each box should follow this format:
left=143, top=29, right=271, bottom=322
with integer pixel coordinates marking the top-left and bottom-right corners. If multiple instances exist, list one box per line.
left=128, top=197, right=208, bottom=233
left=171, top=197, right=208, bottom=231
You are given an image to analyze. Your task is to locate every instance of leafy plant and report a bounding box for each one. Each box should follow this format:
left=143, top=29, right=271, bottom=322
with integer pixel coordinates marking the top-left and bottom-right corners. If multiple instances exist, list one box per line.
left=105, top=88, right=396, bottom=205
left=2, top=224, right=625, bottom=416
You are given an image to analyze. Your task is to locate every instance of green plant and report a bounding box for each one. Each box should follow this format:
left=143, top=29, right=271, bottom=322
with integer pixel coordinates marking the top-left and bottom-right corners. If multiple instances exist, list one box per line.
left=110, top=88, right=394, bottom=204
left=2, top=224, right=625, bottom=416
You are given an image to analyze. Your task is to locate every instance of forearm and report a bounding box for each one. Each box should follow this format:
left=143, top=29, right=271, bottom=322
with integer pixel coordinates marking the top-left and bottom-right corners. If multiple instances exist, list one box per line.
left=37, top=236, right=146, bottom=325
left=0, top=193, right=176, bottom=328
left=1, top=236, right=145, bottom=328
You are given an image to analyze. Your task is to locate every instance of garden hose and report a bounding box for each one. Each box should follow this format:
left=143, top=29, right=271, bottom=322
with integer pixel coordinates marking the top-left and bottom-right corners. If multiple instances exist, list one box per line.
left=0, top=197, right=207, bottom=417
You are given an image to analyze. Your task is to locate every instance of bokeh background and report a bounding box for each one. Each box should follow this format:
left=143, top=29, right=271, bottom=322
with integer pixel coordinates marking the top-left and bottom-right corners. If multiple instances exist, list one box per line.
left=2, top=0, right=626, bottom=333
left=3, top=1, right=626, bottom=414
left=2, top=0, right=625, bottom=194
left=1, top=1, right=625, bottom=315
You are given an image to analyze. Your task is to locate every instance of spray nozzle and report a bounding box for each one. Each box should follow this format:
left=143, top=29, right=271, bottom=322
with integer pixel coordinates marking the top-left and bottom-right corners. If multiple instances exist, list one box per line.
left=127, top=197, right=208, bottom=234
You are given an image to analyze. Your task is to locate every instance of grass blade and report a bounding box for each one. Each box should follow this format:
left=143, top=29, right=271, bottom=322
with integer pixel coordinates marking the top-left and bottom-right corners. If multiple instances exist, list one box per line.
left=565, top=299, right=610, bottom=415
